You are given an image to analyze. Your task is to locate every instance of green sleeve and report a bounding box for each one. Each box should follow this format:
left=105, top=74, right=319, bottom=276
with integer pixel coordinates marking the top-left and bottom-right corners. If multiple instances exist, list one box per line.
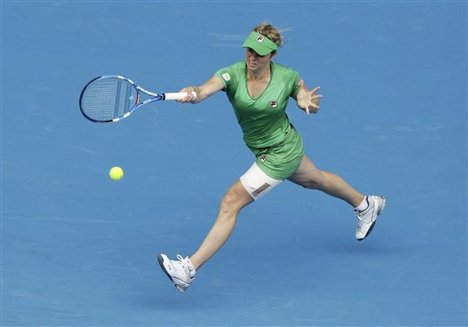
left=214, top=62, right=241, bottom=92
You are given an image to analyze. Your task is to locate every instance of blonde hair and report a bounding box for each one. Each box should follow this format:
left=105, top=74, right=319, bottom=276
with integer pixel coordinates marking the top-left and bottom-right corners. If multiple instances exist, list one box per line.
left=253, top=22, right=285, bottom=47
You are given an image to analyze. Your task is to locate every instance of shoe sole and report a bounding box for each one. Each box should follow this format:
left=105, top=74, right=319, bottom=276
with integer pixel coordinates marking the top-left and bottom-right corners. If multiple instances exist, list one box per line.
left=157, top=255, right=173, bottom=281
left=357, top=197, right=386, bottom=241
left=157, top=255, right=186, bottom=293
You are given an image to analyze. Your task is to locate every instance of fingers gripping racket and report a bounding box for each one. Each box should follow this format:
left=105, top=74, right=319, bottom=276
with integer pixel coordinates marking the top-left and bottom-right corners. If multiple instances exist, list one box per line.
left=79, top=75, right=195, bottom=123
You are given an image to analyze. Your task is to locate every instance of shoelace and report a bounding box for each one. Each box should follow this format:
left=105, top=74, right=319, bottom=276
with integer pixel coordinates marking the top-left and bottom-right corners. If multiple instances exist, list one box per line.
left=354, top=209, right=367, bottom=222
left=176, top=255, right=195, bottom=275
left=355, top=207, right=372, bottom=226
left=355, top=210, right=365, bottom=221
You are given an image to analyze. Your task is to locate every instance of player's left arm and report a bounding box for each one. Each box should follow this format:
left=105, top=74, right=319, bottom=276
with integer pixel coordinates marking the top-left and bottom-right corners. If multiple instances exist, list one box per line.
left=293, top=79, right=322, bottom=115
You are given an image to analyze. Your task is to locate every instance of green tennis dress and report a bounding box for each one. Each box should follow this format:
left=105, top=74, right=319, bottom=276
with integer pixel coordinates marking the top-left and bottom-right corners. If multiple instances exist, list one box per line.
left=215, top=61, right=305, bottom=180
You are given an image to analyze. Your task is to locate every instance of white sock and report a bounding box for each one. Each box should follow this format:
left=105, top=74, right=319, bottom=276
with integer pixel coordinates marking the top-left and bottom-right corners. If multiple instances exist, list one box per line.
left=355, top=196, right=369, bottom=212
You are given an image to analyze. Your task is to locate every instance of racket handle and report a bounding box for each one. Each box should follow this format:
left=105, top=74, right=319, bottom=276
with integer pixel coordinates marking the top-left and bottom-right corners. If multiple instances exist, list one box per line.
left=164, top=91, right=197, bottom=101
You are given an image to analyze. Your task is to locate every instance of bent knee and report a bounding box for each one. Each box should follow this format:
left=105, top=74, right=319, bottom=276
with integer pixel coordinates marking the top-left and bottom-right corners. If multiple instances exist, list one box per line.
left=220, top=193, right=242, bottom=214
left=219, top=183, right=252, bottom=215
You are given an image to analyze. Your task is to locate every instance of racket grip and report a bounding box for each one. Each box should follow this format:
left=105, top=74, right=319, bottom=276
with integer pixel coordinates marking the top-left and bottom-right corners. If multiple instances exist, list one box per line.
left=164, top=91, right=197, bottom=101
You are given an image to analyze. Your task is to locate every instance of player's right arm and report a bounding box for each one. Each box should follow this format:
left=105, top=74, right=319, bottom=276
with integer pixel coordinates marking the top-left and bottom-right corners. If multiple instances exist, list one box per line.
left=177, top=76, right=225, bottom=104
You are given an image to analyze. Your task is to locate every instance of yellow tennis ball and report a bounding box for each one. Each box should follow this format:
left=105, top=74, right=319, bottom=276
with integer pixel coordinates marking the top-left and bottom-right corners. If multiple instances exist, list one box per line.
left=109, top=166, right=124, bottom=181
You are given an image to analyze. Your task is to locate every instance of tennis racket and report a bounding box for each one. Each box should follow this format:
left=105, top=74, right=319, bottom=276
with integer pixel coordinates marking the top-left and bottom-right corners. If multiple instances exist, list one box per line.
left=79, top=75, right=195, bottom=123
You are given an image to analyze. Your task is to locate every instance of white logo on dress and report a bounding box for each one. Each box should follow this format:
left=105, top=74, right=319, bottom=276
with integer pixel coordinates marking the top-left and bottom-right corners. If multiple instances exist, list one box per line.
left=222, top=73, right=231, bottom=81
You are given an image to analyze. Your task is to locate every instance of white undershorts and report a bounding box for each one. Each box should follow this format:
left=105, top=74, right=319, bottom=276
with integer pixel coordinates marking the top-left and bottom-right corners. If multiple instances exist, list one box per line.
left=240, top=162, right=283, bottom=200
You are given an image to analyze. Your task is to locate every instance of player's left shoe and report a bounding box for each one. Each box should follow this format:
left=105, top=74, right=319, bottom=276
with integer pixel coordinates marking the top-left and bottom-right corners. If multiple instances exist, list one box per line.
left=158, top=254, right=196, bottom=293
left=355, top=195, right=386, bottom=241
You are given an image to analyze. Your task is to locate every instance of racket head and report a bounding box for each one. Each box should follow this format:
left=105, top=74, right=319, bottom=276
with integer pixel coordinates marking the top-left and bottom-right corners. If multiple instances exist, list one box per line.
left=79, top=75, right=139, bottom=123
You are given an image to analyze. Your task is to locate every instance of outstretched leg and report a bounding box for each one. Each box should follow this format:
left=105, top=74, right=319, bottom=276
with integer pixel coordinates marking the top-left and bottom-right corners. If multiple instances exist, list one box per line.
left=158, top=180, right=253, bottom=292
left=288, top=155, right=364, bottom=207
left=288, top=155, right=385, bottom=240
left=190, top=180, right=253, bottom=270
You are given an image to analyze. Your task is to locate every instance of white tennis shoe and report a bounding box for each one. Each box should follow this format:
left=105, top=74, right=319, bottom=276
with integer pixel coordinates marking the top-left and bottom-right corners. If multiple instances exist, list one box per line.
left=355, top=195, right=386, bottom=240
left=158, top=254, right=196, bottom=293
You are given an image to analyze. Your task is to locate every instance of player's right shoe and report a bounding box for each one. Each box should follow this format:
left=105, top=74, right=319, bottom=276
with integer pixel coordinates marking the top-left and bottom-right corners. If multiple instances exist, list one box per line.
left=355, top=195, right=386, bottom=241
left=157, top=254, right=196, bottom=293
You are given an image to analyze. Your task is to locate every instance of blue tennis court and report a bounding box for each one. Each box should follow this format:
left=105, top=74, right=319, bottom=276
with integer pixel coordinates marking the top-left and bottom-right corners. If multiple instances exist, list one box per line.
left=2, top=1, right=467, bottom=326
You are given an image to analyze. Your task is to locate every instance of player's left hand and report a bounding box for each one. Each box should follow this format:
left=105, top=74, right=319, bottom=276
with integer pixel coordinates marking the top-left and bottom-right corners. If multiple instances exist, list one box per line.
left=296, top=80, right=322, bottom=115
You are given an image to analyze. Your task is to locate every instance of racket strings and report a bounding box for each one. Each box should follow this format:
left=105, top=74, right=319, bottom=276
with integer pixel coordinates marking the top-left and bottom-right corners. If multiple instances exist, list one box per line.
left=80, top=78, right=137, bottom=122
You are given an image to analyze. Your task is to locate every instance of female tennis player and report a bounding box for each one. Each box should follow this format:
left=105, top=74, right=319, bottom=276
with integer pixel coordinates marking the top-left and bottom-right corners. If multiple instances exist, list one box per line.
left=158, top=22, right=385, bottom=293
